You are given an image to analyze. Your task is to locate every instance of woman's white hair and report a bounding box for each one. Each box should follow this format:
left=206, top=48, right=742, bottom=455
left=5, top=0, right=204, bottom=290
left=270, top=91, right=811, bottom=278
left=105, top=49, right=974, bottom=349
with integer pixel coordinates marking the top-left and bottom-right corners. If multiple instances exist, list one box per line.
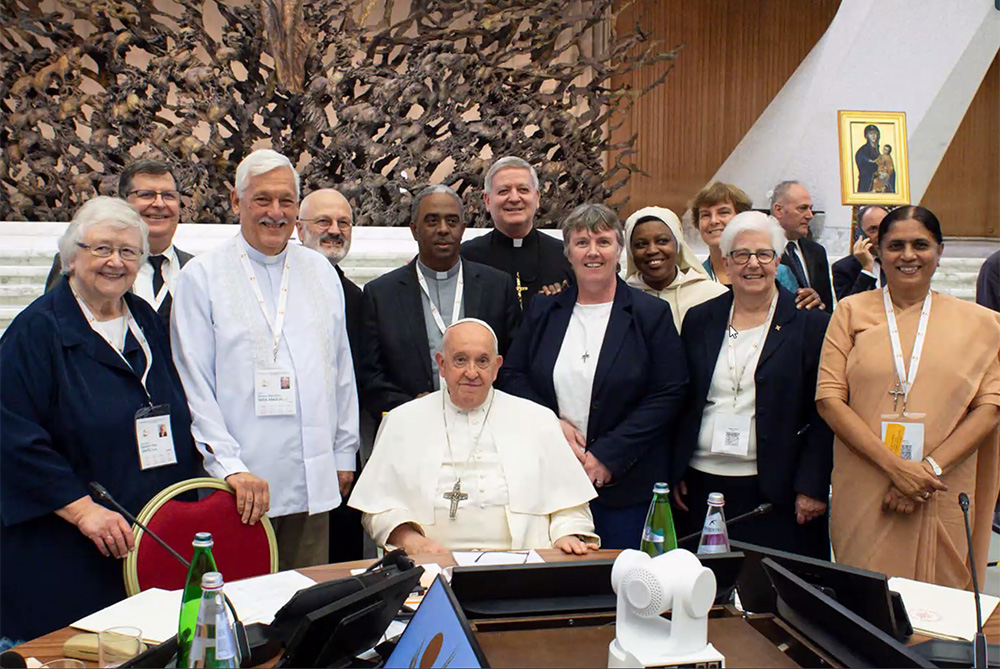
left=719, top=211, right=786, bottom=258
left=58, top=196, right=149, bottom=274
left=234, top=149, right=300, bottom=199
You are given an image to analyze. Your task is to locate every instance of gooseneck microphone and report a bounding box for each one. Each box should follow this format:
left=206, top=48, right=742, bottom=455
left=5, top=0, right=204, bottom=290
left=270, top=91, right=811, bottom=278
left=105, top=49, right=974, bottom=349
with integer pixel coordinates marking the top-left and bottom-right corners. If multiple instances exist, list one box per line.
left=959, top=492, right=987, bottom=669
left=677, top=502, right=774, bottom=546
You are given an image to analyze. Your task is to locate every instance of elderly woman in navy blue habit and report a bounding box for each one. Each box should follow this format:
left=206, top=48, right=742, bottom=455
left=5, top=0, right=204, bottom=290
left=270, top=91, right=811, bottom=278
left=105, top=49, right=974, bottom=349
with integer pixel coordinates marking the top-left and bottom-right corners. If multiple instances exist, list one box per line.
left=1, top=197, right=201, bottom=642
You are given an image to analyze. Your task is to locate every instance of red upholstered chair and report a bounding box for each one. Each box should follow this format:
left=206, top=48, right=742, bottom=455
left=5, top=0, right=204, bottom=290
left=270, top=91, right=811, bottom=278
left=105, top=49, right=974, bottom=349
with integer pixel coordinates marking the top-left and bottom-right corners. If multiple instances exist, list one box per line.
left=124, top=477, right=278, bottom=596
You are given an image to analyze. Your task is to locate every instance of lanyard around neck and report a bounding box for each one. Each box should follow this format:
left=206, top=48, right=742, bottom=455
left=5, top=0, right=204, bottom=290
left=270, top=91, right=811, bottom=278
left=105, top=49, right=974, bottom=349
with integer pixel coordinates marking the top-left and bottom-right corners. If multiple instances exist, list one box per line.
left=883, top=286, right=932, bottom=408
left=726, top=292, right=778, bottom=405
left=237, top=246, right=291, bottom=362
left=416, top=260, right=464, bottom=335
left=73, top=288, right=153, bottom=396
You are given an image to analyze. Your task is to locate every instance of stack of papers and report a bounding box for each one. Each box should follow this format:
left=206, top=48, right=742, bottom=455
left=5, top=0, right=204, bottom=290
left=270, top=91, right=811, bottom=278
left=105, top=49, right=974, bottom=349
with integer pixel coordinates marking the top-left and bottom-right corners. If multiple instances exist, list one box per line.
left=888, top=576, right=1000, bottom=641
left=71, top=570, right=317, bottom=643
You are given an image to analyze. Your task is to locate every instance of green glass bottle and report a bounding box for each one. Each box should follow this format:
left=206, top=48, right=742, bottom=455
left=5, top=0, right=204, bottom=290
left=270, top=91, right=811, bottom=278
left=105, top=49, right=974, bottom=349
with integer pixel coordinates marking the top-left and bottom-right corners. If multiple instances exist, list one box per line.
left=640, top=482, right=677, bottom=557
left=177, top=532, right=217, bottom=668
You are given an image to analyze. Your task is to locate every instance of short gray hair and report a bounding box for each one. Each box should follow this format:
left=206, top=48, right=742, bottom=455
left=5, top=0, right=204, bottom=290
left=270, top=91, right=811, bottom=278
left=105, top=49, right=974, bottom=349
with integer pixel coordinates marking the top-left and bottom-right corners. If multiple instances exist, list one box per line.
left=560, top=203, right=624, bottom=255
left=484, top=156, right=539, bottom=193
left=234, top=149, right=300, bottom=200
left=719, top=211, right=786, bottom=257
left=410, top=184, right=464, bottom=223
left=769, top=180, right=800, bottom=210
left=58, top=196, right=149, bottom=274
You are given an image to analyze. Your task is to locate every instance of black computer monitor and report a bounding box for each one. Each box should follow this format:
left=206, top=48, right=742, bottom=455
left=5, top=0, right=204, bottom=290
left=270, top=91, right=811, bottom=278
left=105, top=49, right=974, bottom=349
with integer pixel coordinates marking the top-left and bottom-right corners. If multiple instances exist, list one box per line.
left=385, top=576, right=490, bottom=668
left=731, top=539, right=909, bottom=639
left=277, top=566, right=423, bottom=668
left=761, top=558, right=934, bottom=668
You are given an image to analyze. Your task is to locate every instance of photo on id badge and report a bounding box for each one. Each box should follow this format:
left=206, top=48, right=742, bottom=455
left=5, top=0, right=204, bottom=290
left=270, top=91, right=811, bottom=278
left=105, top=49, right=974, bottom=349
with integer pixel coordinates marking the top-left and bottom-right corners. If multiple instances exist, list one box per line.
left=881, top=411, right=926, bottom=463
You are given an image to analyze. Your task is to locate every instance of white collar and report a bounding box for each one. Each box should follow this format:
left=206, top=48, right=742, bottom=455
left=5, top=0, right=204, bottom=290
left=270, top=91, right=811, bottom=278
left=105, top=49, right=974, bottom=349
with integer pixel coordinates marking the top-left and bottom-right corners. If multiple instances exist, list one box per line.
left=240, top=234, right=288, bottom=266
left=444, top=386, right=494, bottom=416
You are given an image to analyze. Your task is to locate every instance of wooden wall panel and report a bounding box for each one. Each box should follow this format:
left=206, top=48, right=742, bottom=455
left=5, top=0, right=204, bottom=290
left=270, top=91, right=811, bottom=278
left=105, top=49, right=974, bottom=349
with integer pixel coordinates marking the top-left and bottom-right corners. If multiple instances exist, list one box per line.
left=920, top=53, right=1000, bottom=240
left=609, top=0, right=840, bottom=219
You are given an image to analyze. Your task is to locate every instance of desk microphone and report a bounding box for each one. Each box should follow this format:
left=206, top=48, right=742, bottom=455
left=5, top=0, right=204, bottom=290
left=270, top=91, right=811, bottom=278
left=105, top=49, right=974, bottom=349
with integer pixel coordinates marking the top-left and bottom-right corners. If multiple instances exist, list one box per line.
left=88, top=481, right=251, bottom=663
left=677, top=502, right=773, bottom=546
left=0, top=651, right=26, bottom=668
left=959, top=492, right=987, bottom=669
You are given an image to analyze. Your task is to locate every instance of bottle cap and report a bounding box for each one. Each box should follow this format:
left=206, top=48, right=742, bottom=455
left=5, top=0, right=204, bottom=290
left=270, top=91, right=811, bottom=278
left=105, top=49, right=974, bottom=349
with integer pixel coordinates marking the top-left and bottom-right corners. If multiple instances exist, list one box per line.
left=201, top=572, right=224, bottom=589
left=652, top=482, right=670, bottom=494
left=707, top=492, right=725, bottom=506
left=193, top=532, right=214, bottom=547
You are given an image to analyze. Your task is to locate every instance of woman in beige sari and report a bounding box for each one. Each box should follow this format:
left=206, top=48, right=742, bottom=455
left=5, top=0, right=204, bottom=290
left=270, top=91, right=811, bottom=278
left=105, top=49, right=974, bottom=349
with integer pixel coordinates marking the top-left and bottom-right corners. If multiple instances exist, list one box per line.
left=817, top=205, right=1000, bottom=589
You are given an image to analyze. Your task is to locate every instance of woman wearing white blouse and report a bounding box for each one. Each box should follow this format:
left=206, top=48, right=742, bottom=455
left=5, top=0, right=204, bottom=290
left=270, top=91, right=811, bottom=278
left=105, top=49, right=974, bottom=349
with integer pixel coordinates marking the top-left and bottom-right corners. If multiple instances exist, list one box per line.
left=501, top=204, right=689, bottom=549
left=672, top=212, right=833, bottom=559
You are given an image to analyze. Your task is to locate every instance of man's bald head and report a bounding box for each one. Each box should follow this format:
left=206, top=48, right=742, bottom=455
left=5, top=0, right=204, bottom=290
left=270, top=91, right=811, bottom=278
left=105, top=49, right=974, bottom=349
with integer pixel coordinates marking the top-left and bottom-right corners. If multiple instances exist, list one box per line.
left=436, top=319, right=503, bottom=410
left=297, top=188, right=353, bottom=264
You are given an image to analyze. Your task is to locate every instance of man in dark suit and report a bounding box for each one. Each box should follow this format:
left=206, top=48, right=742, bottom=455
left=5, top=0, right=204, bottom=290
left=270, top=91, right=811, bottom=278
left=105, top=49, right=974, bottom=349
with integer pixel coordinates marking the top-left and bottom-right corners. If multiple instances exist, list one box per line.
left=44, top=159, right=192, bottom=326
left=461, top=156, right=573, bottom=311
left=772, top=180, right=834, bottom=310
left=832, top=205, right=888, bottom=301
left=360, top=185, right=520, bottom=420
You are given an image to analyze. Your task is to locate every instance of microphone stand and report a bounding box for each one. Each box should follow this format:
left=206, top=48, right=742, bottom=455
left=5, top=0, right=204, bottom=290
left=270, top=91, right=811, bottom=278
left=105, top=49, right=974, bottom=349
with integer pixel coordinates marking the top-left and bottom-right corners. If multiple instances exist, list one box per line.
left=676, top=502, right=774, bottom=546
left=960, top=492, right=988, bottom=669
left=89, top=482, right=251, bottom=663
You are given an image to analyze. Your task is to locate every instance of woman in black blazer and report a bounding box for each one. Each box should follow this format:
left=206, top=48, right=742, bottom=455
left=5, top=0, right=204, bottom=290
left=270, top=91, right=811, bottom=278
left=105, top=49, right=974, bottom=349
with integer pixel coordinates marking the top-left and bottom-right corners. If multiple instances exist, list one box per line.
left=672, top=212, right=833, bottom=559
left=501, top=204, right=689, bottom=549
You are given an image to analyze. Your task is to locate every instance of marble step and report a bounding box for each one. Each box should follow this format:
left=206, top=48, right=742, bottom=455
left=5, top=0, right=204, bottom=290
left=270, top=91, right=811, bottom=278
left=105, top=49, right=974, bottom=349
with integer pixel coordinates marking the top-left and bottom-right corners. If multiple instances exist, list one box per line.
left=0, top=265, right=52, bottom=284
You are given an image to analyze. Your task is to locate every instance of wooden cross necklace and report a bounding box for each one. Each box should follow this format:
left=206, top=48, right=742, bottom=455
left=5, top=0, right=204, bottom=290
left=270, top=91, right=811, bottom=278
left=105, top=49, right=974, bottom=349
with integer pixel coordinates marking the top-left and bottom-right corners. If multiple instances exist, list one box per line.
left=441, top=390, right=495, bottom=519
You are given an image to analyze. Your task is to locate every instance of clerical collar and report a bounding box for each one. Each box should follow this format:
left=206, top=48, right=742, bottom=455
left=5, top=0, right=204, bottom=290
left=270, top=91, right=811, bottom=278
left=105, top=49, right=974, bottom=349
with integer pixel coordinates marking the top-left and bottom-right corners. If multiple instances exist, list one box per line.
left=496, top=227, right=534, bottom=249
left=240, top=234, right=288, bottom=266
left=444, top=387, right=495, bottom=416
left=417, top=257, right=460, bottom=281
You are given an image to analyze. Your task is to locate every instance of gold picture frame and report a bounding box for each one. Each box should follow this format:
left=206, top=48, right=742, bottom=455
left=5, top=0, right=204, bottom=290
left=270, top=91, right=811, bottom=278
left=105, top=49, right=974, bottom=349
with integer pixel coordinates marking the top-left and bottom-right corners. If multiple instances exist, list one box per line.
left=837, top=110, right=910, bottom=206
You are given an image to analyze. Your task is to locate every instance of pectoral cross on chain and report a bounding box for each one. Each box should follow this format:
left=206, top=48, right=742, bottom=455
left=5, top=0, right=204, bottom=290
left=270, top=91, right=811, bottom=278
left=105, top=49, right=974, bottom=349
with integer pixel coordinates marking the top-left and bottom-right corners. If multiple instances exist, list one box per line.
left=443, top=480, right=468, bottom=520
left=515, top=272, right=529, bottom=310
left=889, top=383, right=906, bottom=413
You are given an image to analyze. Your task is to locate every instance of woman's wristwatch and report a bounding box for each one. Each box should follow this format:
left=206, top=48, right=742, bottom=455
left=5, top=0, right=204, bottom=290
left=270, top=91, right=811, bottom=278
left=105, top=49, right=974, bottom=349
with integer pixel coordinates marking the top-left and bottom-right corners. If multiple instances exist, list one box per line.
left=924, top=456, right=943, bottom=477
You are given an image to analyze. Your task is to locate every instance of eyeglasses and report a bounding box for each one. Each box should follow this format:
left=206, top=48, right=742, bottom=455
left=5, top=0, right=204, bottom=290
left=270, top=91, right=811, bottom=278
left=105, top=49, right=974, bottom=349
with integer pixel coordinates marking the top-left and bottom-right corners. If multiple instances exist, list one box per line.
left=299, top=217, right=351, bottom=230
left=127, top=189, right=181, bottom=204
left=76, top=242, right=141, bottom=261
left=729, top=249, right=777, bottom=265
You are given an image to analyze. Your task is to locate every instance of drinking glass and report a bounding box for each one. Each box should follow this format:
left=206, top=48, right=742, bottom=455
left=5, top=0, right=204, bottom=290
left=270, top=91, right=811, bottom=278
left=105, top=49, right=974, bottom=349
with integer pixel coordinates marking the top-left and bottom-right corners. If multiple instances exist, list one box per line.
left=98, top=626, right=143, bottom=668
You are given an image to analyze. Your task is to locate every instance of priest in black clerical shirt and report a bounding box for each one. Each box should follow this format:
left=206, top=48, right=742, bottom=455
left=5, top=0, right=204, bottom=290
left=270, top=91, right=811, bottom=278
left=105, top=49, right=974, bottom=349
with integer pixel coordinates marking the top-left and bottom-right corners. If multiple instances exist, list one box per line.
left=461, top=156, right=573, bottom=310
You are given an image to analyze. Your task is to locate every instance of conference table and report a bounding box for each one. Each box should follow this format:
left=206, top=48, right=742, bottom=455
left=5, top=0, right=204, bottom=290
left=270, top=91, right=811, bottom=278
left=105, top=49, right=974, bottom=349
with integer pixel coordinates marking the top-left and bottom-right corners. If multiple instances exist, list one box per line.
left=16, top=549, right=1000, bottom=668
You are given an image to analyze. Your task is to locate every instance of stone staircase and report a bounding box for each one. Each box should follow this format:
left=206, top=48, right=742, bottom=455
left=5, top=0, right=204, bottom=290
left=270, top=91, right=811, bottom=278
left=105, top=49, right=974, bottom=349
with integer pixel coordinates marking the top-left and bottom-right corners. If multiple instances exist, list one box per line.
left=0, top=222, right=992, bottom=332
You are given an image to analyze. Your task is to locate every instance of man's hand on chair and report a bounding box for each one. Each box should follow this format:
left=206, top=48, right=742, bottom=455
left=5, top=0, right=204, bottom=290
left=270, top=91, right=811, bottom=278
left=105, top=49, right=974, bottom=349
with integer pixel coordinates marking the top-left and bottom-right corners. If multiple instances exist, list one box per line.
left=226, top=472, right=270, bottom=525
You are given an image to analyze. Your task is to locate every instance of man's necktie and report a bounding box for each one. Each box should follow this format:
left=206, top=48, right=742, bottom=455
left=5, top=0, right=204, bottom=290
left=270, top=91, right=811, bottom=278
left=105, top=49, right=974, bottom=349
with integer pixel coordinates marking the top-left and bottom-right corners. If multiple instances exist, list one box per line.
left=784, top=241, right=809, bottom=289
left=149, top=255, right=166, bottom=295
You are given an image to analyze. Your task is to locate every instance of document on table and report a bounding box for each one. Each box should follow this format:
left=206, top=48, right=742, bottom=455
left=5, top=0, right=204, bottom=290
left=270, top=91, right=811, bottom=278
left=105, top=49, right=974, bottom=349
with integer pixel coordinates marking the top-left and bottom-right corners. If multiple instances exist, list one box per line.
left=888, top=576, right=1000, bottom=641
left=71, top=570, right=317, bottom=643
left=452, top=549, right=544, bottom=566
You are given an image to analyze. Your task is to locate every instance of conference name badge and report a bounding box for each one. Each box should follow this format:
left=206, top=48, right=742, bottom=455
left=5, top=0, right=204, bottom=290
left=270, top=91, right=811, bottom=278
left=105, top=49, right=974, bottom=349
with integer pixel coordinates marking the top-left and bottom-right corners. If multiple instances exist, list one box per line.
left=254, top=366, right=297, bottom=416
left=881, top=413, right=926, bottom=462
left=711, top=413, right=752, bottom=457
left=135, top=404, right=177, bottom=470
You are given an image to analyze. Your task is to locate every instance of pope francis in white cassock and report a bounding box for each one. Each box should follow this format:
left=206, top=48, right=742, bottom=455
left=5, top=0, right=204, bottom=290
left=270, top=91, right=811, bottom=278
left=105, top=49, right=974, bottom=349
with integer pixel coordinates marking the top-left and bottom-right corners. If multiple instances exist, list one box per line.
left=350, top=318, right=600, bottom=555
left=171, top=150, right=359, bottom=569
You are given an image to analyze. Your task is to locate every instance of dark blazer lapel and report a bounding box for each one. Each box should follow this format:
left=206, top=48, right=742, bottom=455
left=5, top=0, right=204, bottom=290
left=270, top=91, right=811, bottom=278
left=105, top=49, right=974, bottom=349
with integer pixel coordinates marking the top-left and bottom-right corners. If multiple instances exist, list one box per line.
left=537, top=286, right=576, bottom=404
left=53, top=281, right=135, bottom=376
left=757, top=288, right=797, bottom=370
left=175, top=246, right=194, bottom=267
left=592, top=279, right=632, bottom=398
left=398, top=259, right=435, bottom=384
left=703, top=290, right=733, bottom=369
left=462, top=261, right=483, bottom=319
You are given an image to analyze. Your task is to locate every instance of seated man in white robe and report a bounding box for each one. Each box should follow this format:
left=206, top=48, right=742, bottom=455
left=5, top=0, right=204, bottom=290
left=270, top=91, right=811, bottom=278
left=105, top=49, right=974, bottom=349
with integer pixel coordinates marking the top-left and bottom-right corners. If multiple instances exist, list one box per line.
left=350, top=318, right=600, bottom=554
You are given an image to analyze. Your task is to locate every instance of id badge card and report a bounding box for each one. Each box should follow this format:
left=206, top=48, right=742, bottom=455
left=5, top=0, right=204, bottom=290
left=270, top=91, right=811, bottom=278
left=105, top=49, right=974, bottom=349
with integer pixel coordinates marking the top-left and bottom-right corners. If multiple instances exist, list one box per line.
left=711, top=413, right=752, bottom=456
left=881, top=412, right=926, bottom=462
left=135, top=404, right=177, bottom=470
left=254, top=366, right=297, bottom=416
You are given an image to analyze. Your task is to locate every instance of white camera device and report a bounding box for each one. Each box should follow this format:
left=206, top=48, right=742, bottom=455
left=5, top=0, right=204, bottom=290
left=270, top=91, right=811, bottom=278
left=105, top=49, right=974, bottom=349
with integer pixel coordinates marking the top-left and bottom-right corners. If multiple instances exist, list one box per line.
left=608, top=549, right=725, bottom=669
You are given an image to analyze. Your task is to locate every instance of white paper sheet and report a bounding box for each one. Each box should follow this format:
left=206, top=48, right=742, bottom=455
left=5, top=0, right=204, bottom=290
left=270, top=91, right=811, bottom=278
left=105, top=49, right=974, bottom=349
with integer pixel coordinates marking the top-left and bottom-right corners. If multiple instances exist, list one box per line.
left=888, top=576, right=1000, bottom=641
left=70, top=570, right=317, bottom=643
left=452, top=549, right=544, bottom=566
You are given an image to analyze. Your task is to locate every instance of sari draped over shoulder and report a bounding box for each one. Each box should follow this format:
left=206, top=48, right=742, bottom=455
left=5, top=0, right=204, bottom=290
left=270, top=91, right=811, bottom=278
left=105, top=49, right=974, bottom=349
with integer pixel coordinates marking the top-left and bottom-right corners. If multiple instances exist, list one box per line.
left=817, top=290, right=1000, bottom=589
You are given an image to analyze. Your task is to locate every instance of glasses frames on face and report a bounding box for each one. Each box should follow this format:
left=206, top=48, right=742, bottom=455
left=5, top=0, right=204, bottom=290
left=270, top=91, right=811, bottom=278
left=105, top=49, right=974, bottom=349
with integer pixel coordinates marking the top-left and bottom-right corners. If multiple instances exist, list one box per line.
left=729, top=249, right=777, bottom=265
left=298, top=217, right=351, bottom=231
left=127, top=189, right=181, bottom=204
left=76, top=242, right=141, bottom=261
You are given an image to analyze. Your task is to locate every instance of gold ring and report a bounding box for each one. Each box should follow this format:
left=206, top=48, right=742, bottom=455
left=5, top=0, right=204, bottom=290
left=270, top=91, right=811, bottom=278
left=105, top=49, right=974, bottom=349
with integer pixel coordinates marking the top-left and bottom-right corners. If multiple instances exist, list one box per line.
left=922, top=492, right=931, bottom=499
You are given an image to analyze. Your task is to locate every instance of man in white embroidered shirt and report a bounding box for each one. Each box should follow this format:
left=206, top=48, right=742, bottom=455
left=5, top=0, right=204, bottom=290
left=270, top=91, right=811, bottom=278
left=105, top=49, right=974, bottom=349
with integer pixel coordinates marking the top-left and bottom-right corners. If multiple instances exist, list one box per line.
left=349, top=318, right=599, bottom=555
left=171, top=149, right=360, bottom=569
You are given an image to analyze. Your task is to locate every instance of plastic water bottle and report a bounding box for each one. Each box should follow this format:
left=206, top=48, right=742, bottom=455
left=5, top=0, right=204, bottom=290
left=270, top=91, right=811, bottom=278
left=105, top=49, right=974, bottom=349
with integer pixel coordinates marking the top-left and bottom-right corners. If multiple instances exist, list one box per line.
left=640, top=482, right=678, bottom=557
left=189, top=572, right=239, bottom=669
left=696, top=492, right=731, bottom=554
left=177, top=532, right=217, bottom=668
